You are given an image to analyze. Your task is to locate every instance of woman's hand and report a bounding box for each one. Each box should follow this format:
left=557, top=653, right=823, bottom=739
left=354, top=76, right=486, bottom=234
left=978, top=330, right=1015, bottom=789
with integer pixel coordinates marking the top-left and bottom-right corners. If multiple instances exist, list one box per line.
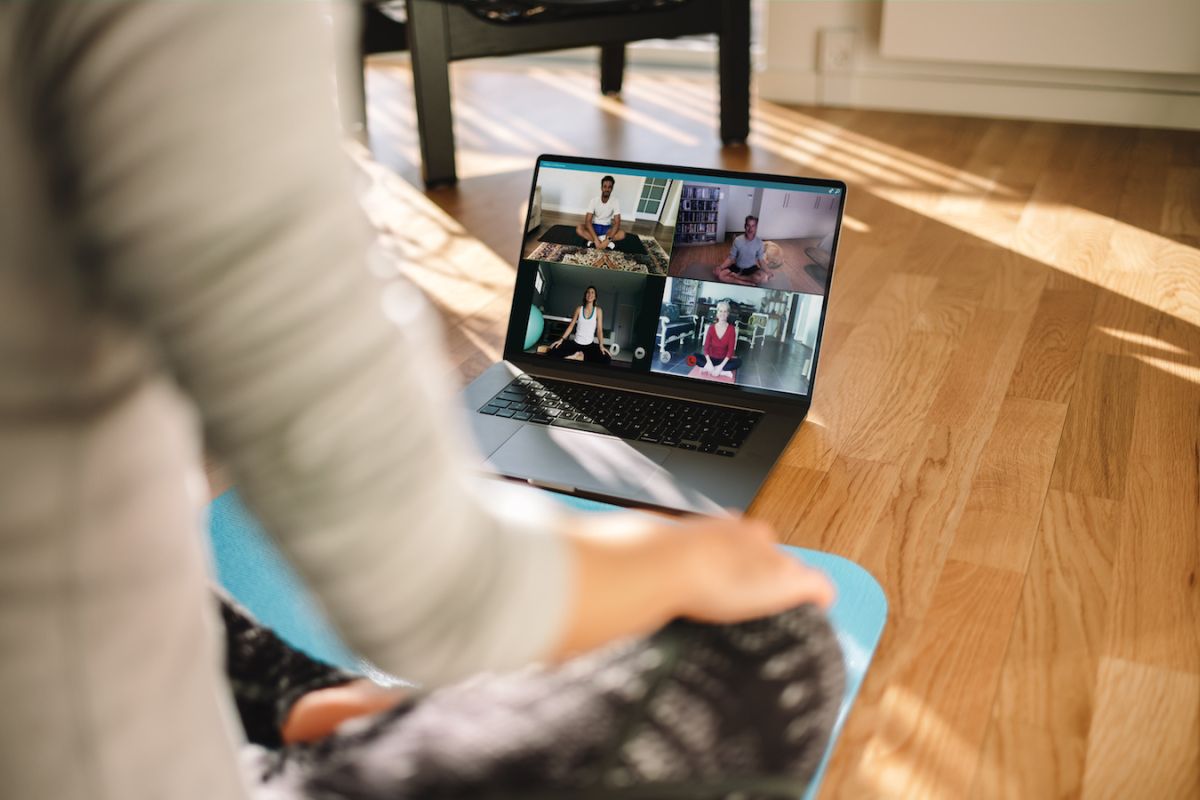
left=667, top=516, right=834, bottom=623
left=282, top=679, right=409, bottom=745
left=548, top=513, right=833, bottom=661
left=549, top=338, right=562, bottom=349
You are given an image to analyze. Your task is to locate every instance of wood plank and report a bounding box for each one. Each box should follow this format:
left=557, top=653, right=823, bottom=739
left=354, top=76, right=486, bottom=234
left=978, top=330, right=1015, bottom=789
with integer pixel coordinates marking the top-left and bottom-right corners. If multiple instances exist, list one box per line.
left=779, top=456, right=900, bottom=557
left=1084, top=270, right=1162, bottom=355
left=1104, top=457, right=1200, bottom=672
left=1114, top=128, right=1172, bottom=236
left=926, top=307, right=1022, bottom=430
left=1048, top=350, right=1140, bottom=501
left=809, top=318, right=855, bottom=374
left=977, top=247, right=1049, bottom=313
left=1040, top=126, right=1136, bottom=285
left=897, top=215, right=975, bottom=280
left=1006, top=288, right=1095, bottom=403
left=1126, top=310, right=1200, bottom=463
left=853, top=257, right=1038, bottom=592
left=1064, top=126, right=1139, bottom=221
left=1081, top=658, right=1200, bottom=799
left=855, top=560, right=1024, bottom=798
left=1161, top=167, right=1200, bottom=238
left=972, top=490, right=1117, bottom=798
left=825, top=243, right=889, bottom=325
left=1009, top=130, right=1084, bottom=269
left=960, top=118, right=1030, bottom=174
left=818, top=612, right=928, bottom=796
left=1101, top=310, right=1198, bottom=674
left=840, top=330, right=957, bottom=464
left=748, top=463, right=829, bottom=534
left=859, top=421, right=994, bottom=620
left=832, top=273, right=940, bottom=370
left=1100, top=219, right=1165, bottom=278
left=911, top=245, right=994, bottom=338
left=1153, top=236, right=1200, bottom=326
left=784, top=273, right=938, bottom=471
left=994, top=120, right=1061, bottom=199
left=949, top=397, right=1068, bottom=572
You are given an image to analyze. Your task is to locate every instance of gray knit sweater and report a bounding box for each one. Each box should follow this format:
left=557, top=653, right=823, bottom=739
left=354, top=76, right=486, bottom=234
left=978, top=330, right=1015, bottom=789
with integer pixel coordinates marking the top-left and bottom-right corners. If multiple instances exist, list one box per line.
left=0, top=3, right=569, bottom=798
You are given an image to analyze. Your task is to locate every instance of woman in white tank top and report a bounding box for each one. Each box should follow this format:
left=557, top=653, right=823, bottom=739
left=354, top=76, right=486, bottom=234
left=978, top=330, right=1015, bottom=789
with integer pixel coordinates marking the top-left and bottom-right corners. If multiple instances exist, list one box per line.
left=549, top=286, right=612, bottom=364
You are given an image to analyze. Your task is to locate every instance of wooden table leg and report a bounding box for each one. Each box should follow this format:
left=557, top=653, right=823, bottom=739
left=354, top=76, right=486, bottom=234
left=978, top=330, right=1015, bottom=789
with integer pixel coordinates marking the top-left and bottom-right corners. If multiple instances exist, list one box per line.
left=600, top=43, right=626, bottom=95
left=718, top=0, right=751, bottom=145
left=408, top=0, right=458, bottom=186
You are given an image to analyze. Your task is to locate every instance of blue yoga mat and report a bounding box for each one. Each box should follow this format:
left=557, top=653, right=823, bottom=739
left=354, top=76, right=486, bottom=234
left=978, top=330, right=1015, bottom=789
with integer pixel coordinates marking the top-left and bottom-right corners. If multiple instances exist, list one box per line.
left=207, top=490, right=886, bottom=798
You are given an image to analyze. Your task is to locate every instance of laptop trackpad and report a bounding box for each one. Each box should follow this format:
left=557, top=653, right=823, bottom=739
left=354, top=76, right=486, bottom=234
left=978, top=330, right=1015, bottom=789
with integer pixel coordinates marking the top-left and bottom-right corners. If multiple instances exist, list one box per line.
left=486, top=425, right=669, bottom=494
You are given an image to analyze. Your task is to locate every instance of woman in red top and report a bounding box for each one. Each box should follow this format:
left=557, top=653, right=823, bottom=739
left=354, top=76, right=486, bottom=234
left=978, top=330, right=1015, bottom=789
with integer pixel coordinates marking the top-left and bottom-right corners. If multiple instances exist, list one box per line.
left=693, top=300, right=742, bottom=377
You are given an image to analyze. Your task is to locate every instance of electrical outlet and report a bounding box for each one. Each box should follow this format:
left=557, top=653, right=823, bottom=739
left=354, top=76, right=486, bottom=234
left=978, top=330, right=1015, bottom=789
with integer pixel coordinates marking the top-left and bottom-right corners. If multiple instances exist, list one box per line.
left=819, top=28, right=856, bottom=74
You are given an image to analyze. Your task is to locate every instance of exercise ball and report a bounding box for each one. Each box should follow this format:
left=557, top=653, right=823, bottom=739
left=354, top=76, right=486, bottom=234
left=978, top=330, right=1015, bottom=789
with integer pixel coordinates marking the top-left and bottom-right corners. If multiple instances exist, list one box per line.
left=524, top=305, right=545, bottom=350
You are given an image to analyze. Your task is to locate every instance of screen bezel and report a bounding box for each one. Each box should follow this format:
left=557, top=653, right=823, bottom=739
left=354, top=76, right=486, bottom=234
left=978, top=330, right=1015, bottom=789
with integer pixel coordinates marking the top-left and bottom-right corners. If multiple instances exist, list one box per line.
left=504, top=154, right=847, bottom=409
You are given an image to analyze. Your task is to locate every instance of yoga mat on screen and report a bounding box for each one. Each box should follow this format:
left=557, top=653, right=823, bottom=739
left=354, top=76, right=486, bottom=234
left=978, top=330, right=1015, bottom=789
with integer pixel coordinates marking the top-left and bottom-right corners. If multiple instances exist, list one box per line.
left=207, top=489, right=886, bottom=798
left=538, top=224, right=649, bottom=255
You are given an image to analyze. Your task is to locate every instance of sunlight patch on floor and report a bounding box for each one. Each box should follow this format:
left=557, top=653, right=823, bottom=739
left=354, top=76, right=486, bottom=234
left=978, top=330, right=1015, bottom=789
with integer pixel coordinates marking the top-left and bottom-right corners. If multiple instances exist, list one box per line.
left=527, top=68, right=700, bottom=146
left=861, top=685, right=996, bottom=798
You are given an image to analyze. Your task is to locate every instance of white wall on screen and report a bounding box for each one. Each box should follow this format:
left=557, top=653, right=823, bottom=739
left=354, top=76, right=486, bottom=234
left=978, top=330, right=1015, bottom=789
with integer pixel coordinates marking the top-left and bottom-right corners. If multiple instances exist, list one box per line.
left=724, top=186, right=757, bottom=234
left=793, top=293, right=822, bottom=347
left=698, top=283, right=766, bottom=307
left=539, top=167, right=646, bottom=220
left=758, top=190, right=839, bottom=240
left=659, top=181, right=684, bottom=227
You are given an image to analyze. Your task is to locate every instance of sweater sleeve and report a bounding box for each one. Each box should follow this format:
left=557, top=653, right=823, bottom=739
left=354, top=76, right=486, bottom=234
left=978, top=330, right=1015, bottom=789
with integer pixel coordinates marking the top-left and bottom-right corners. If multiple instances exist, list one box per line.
left=41, top=0, right=573, bottom=687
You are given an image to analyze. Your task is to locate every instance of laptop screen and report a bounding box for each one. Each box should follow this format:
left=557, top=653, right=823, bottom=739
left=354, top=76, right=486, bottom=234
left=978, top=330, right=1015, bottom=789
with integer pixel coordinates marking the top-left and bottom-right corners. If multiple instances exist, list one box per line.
left=507, top=156, right=845, bottom=401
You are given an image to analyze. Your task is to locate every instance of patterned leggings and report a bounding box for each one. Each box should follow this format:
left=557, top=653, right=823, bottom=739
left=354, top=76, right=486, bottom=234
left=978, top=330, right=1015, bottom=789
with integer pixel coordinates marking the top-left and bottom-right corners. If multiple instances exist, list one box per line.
left=692, top=354, right=742, bottom=372
left=224, top=596, right=845, bottom=800
left=548, top=339, right=612, bottom=364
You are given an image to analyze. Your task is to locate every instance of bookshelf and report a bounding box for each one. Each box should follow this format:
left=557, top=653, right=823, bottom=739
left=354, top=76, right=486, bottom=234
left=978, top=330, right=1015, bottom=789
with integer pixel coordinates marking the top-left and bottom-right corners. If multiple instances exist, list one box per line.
left=671, top=278, right=699, bottom=310
left=675, top=184, right=721, bottom=245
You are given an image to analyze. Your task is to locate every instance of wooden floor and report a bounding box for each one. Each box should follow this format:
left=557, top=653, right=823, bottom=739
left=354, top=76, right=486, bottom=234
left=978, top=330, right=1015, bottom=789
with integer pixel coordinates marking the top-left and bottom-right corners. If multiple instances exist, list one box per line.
left=355, top=57, right=1200, bottom=797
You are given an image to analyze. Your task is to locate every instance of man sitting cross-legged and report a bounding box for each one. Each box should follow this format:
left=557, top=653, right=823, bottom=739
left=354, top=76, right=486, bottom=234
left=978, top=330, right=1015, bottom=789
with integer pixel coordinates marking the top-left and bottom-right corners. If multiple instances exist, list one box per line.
left=714, top=214, right=769, bottom=286
left=575, top=174, right=628, bottom=251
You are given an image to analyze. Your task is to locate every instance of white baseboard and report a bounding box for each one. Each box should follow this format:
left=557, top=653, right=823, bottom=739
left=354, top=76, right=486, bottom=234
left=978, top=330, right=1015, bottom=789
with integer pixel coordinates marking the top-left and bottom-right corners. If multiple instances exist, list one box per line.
left=758, top=68, right=1200, bottom=131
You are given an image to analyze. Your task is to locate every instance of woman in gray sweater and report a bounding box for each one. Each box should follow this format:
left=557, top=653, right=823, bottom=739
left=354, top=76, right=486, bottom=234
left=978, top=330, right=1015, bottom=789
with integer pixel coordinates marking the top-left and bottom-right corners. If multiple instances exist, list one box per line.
left=0, top=3, right=839, bottom=798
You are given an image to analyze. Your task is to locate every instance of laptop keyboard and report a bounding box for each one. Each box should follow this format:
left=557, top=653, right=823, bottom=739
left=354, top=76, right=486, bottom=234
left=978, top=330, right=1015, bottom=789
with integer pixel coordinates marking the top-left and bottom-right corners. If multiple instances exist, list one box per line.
left=477, top=376, right=762, bottom=457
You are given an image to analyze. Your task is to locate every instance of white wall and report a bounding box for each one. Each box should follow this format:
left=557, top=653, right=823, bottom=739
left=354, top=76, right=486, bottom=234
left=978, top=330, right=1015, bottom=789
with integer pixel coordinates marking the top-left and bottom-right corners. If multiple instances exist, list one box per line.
left=697, top=283, right=768, bottom=307
left=793, top=293, right=822, bottom=348
left=760, top=0, right=1200, bottom=131
left=724, top=185, right=757, bottom=234
left=660, top=180, right=684, bottom=227
left=757, top=190, right=839, bottom=241
left=538, top=167, right=645, bottom=220
left=880, top=0, right=1200, bottom=75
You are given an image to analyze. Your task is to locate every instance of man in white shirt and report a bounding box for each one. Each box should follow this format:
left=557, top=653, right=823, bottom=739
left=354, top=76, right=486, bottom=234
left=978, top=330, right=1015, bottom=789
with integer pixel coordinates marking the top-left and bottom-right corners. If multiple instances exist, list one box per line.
left=575, top=174, right=627, bottom=250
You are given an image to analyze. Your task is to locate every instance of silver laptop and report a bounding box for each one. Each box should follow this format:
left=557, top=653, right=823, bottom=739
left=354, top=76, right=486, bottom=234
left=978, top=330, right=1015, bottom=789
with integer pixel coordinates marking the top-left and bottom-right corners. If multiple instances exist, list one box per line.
left=464, top=155, right=846, bottom=514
